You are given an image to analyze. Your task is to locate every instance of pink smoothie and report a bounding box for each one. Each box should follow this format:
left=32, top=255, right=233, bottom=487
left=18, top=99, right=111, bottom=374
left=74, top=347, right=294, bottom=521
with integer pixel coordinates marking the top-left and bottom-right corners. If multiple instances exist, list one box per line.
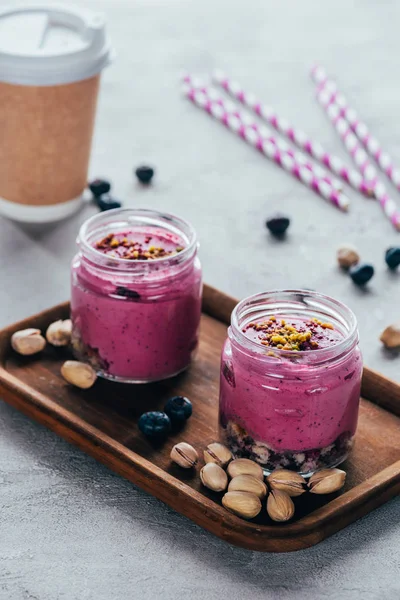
left=71, top=226, right=202, bottom=382
left=219, top=314, right=362, bottom=474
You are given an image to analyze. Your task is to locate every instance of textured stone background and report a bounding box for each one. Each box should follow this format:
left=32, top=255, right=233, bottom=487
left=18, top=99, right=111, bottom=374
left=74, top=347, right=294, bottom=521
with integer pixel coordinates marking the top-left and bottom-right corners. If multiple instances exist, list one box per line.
left=1, top=0, right=400, bottom=598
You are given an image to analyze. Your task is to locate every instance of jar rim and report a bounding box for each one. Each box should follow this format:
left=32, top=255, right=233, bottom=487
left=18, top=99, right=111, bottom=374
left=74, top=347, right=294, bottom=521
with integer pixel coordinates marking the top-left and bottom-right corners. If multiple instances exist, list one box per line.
left=77, top=208, right=198, bottom=270
left=230, top=289, right=359, bottom=364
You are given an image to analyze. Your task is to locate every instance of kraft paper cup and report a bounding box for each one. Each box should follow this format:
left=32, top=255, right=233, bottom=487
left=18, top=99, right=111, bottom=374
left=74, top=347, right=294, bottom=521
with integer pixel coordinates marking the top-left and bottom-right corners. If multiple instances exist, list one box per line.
left=0, top=4, right=114, bottom=223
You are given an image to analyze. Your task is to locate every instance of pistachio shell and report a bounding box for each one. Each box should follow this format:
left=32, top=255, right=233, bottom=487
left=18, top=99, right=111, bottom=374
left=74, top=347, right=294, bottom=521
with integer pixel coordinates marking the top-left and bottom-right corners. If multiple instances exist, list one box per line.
left=308, top=468, right=346, bottom=494
left=266, top=489, right=295, bottom=522
left=61, top=360, right=97, bottom=389
left=46, top=319, right=72, bottom=347
left=11, top=328, right=46, bottom=356
left=227, top=458, right=264, bottom=481
left=228, top=474, right=268, bottom=499
left=200, top=462, right=228, bottom=492
left=222, top=491, right=261, bottom=519
left=203, top=442, right=233, bottom=468
left=170, top=442, right=198, bottom=468
left=267, top=469, right=307, bottom=497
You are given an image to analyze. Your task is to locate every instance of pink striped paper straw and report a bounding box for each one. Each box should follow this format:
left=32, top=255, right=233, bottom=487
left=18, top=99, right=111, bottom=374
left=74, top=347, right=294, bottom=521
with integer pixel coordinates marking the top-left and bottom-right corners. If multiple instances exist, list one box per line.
left=183, top=84, right=350, bottom=211
left=311, top=65, right=400, bottom=192
left=235, top=117, right=343, bottom=191
left=211, top=69, right=371, bottom=197
left=373, top=182, right=400, bottom=231
left=182, top=75, right=342, bottom=191
left=314, top=80, right=400, bottom=230
left=316, top=89, right=378, bottom=183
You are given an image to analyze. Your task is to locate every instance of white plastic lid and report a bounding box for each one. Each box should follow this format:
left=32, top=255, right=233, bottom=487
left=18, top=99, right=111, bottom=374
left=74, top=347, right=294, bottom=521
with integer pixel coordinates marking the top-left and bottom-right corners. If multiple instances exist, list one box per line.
left=0, top=3, right=114, bottom=86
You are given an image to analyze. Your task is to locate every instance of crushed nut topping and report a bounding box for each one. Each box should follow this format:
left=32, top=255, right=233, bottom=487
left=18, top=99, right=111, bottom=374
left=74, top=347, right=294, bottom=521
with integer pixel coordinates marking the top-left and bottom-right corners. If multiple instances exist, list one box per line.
left=95, top=233, right=185, bottom=260
left=243, top=316, right=335, bottom=351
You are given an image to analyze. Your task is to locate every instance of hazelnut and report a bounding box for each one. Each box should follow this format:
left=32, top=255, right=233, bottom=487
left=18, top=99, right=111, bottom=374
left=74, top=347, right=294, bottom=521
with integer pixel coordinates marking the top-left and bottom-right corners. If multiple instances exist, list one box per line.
left=337, top=245, right=360, bottom=269
left=380, top=323, right=400, bottom=349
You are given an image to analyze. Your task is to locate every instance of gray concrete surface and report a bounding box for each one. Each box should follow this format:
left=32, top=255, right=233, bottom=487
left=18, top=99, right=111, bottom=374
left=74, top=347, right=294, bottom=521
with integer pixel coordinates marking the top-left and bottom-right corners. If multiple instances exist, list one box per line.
left=1, top=0, right=400, bottom=598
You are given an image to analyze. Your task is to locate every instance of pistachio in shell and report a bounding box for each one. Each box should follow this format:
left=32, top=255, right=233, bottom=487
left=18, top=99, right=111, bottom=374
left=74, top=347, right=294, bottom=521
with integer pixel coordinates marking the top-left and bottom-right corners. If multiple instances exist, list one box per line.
left=46, top=319, right=72, bottom=346
left=266, top=489, right=295, bottom=522
left=200, top=462, right=228, bottom=492
left=11, top=328, right=46, bottom=356
left=267, top=469, right=307, bottom=497
left=227, top=458, right=264, bottom=481
left=61, top=360, right=97, bottom=389
left=308, top=468, right=346, bottom=494
left=222, top=491, right=261, bottom=520
left=228, top=474, right=268, bottom=499
left=170, top=442, right=198, bottom=468
left=203, top=442, right=232, bottom=468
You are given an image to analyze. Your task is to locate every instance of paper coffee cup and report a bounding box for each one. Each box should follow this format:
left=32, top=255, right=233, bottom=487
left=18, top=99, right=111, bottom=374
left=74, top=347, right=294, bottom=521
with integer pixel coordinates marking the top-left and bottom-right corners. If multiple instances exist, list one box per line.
left=0, top=3, right=114, bottom=223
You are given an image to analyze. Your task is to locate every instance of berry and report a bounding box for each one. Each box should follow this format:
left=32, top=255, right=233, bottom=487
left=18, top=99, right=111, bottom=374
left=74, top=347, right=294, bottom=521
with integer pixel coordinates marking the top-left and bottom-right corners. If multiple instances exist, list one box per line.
left=385, top=247, right=400, bottom=270
left=88, top=178, right=111, bottom=197
left=222, top=361, right=236, bottom=388
left=164, top=396, right=192, bottom=423
left=138, top=411, right=171, bottom=439
left=135, top=165, right=154, bottom=184
left=95, top=194, right=122, bottom=211
left=349, top=263, right=374, bottom=286
left=266, top=214, right=290, bottom=236
left=115, top=287, right=140, bottom=299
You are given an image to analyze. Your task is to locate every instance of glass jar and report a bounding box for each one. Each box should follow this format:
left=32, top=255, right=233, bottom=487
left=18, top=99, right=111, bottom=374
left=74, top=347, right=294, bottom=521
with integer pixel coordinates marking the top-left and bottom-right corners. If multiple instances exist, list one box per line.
left=219, top=290, right=362, bottom=476
left=71, top=208, right=202, bottom=383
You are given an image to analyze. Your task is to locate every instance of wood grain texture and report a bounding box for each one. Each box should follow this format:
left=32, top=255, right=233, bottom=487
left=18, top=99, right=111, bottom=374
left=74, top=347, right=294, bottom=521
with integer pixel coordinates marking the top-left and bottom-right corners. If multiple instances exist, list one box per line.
left=0, top=283, right=399, bottom=552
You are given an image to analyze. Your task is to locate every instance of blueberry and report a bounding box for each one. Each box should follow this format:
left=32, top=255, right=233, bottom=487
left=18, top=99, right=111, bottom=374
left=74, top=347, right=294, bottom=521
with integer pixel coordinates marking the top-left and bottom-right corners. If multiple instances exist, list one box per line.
left=349, top=263, right=374, bottom=286
left=95, top=194, right=122, bottom=211
left=164, top=396, right=192, bottom=423
left=266, top=214, right=290, bottom=236
left=88, top=178, right=111, bottom=197
left=385, top=247, right=400, bottom=270
left=135, top=165, right=154, bottom=184
left=138, top=411, right=171, bottom=439
left=222, top=362, right=236, bottom=388
left=115, top=286, right=140, bottom=299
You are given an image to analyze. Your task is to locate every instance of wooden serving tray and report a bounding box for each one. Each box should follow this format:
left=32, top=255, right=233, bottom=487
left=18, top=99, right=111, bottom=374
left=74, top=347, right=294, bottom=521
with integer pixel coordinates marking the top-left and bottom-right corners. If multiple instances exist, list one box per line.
left=0, top=284, right=399, bottom=552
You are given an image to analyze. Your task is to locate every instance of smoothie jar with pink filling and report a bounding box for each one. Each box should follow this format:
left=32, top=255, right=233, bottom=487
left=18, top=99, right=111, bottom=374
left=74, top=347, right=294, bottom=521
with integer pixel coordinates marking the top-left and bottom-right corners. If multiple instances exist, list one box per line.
left=219, top=290, right=362, bottom=476
left=71, top=208, right=202, bottom=383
